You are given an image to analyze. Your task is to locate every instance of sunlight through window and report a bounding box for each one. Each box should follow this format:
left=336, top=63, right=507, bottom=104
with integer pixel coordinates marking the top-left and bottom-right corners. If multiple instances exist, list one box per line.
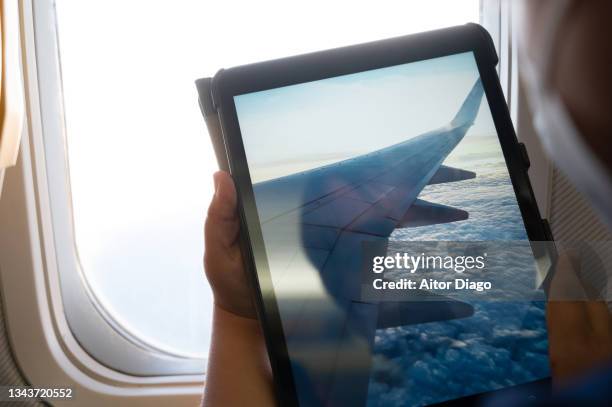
left=55, top=0, right=480, bottom=358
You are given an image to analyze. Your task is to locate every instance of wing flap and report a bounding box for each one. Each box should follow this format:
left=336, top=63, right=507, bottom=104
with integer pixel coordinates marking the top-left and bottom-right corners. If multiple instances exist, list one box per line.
left=428, top=165, right=476, bottom=185
left=398, top=199, right=468, bottom=228
left=376, top=297, right=474, bottom=329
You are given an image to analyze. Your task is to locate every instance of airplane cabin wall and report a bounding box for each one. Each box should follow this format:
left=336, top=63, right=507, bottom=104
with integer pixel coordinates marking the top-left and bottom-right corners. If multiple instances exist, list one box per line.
left=0, top=291, right=43, bottom=406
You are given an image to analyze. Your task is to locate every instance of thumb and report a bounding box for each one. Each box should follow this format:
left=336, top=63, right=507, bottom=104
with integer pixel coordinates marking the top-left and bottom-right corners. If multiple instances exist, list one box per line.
left=206, top=171, right=239, bottom=249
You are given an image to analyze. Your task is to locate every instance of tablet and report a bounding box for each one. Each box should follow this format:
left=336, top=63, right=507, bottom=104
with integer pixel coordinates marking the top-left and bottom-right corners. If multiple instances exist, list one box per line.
left=197, top=23, right=554, bottom=406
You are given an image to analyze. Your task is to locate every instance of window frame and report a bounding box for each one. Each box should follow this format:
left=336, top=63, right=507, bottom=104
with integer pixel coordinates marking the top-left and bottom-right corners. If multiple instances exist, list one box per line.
left=27, top=0, right=207, bottom=376
left=0, top=0, right=204, bottom=404
left=0, top=0, right=506, bottom=404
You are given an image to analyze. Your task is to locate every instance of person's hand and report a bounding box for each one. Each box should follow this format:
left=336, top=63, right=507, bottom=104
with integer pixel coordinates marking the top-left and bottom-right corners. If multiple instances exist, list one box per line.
left=202, top=171, right=274, bottom=407
left=204, top=171, right=257, bottom=318
left=546, top=252, right=612, bottom=385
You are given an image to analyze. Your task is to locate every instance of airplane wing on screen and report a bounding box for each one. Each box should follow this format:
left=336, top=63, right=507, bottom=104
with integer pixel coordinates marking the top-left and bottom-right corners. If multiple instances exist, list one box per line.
left=252, top=79, right=485, bottom=406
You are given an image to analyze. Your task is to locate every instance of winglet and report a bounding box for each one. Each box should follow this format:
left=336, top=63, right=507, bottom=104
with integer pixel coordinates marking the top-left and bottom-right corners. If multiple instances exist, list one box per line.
left=451, top=79, right=485, bottom=127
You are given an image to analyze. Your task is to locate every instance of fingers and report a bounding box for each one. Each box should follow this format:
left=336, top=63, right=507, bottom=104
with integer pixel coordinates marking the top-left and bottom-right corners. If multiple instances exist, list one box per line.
left=203, top=171, right=255, bottom=318
left=209, top=171, right=238, bottom=222
left=205, top=171, right=239, bottom=250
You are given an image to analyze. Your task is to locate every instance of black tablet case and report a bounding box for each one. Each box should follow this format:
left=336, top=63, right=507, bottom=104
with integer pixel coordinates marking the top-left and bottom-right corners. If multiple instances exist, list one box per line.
left=194, top=25, right=556, bottom=405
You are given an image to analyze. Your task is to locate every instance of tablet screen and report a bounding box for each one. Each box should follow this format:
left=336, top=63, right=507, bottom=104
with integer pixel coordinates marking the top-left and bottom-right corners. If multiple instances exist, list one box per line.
left=233, top=51, right=549, bottom=406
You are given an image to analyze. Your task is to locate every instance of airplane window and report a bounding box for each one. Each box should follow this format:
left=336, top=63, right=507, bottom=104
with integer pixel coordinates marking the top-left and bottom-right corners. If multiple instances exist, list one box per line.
left=54, top=0, right=480, bottom=359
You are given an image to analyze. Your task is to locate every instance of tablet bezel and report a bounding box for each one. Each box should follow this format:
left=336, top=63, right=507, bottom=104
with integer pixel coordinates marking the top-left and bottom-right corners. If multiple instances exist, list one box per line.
left=210, top=23, right=551, bottom=405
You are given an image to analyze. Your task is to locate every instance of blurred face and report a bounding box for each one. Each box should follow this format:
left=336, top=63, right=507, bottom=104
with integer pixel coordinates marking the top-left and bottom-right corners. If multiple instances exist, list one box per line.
left=518, top=0, right=612, bottom=174
left=517, top=0, right=612, bottom=227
